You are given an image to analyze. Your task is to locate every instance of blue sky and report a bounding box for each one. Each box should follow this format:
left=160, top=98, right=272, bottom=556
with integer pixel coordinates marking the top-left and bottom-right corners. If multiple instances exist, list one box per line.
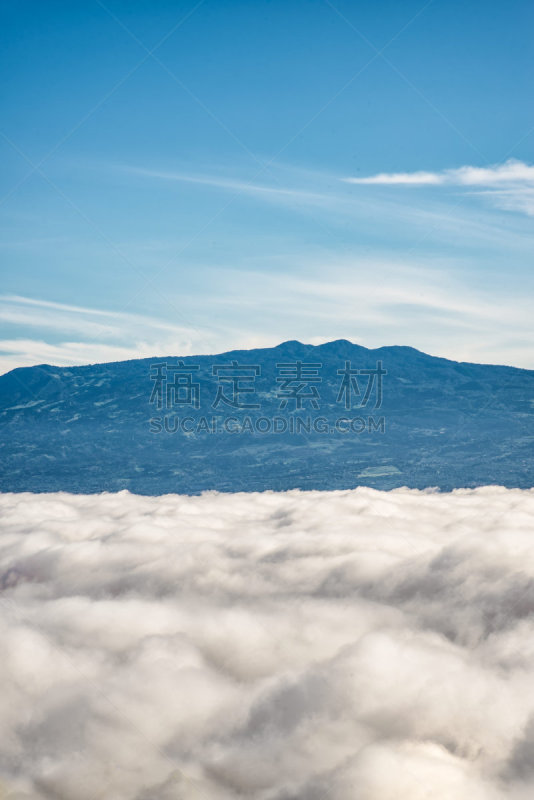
left=1, top=0, right=533, bottom=371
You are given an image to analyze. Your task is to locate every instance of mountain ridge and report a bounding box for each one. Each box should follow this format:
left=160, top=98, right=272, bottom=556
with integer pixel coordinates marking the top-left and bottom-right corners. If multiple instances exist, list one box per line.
left=2, top=338, right=530, bottom=380
left=1, top=340, right=533, bottom=495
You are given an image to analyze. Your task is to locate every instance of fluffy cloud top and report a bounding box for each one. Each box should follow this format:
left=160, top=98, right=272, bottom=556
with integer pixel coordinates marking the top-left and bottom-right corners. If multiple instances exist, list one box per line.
left=1, top=486, right=534, bottom=799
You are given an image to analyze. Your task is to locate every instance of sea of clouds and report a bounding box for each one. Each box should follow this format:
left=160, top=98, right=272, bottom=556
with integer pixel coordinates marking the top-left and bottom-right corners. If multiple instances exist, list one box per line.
left=1, top=486, right=534, bottom=799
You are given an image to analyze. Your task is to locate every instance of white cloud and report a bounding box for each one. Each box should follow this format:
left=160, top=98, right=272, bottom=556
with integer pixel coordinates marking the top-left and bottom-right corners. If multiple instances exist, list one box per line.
left=343, top=159, right=534, bottom=217
left=1, top=486, right=534, bottom=799
left=345, top=170, right=444, bottom=186
left=344, top=159, right=534, bottom=187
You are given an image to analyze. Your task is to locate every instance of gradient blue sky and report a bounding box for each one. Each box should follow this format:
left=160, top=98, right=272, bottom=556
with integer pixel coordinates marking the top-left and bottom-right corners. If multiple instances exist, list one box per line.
left=1, top=0, right=533, bottom=371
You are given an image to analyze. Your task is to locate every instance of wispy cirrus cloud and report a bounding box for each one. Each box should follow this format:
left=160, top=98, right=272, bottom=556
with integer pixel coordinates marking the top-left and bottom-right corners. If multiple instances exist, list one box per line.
left=343, top=159, right=534, bottom=216
left=196, top=257, right=534, bottom=368
left=120, top=164, right=329, bottom=206
left=0, top=295, right=215, bottom=374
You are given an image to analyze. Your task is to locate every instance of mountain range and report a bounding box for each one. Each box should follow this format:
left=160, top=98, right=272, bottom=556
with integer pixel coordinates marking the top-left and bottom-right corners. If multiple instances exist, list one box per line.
left=1, top=339, right=533, bottom=494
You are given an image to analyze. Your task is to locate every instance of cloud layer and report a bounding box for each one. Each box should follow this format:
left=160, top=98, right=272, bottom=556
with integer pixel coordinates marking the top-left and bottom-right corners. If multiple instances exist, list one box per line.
left=1, top=486, right=534, bottom=799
